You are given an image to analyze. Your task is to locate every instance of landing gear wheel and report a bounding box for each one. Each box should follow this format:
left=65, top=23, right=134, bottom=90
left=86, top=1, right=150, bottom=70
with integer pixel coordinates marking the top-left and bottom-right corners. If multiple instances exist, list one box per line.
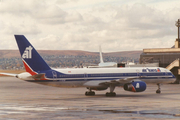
left=106, top=92, right=116, bottom=97
left=156, top=89, right=161, bottom=94
left=85, top=91, right=95, bottom=96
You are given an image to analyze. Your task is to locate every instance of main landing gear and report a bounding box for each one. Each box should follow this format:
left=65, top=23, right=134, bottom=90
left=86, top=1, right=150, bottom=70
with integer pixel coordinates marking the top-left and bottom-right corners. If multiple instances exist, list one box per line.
left=85, top=88, right=95, bottom=96
left=85, top=85, right=117, bottom=97
left=106, top=92, right=116, bottom=97
left=156, top=83, right=161, bottom=94
left=106, top=84, right=116, bottom=97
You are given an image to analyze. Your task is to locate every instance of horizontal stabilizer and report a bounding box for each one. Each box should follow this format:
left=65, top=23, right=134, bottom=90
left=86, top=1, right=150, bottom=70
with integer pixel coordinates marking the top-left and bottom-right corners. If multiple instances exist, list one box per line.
left=0, top=73, right=17, bottom=77
left=31, top=73, right=46, bottom=80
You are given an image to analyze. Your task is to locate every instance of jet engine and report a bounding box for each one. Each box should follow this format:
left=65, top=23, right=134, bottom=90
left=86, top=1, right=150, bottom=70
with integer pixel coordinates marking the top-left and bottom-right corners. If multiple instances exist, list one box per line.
left=123, top=81, right=146, bottom=92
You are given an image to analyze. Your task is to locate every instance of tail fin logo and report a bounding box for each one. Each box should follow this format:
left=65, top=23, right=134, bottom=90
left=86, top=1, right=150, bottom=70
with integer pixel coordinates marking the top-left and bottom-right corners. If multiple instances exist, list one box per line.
left=22, top=46, right=33, bottom=59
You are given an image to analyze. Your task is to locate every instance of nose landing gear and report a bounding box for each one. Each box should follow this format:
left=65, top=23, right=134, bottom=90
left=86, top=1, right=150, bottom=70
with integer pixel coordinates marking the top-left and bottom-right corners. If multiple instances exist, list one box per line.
left=156, top=83, right=161, bottom=94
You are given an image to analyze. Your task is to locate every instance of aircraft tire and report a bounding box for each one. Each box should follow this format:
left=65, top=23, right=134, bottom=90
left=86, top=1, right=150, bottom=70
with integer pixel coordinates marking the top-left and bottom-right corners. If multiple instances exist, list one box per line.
left=156, top=90, right=161, bottom=94
left=106, top=92, right=116, bottom=97
left=85, top=91, right=95, bottom=96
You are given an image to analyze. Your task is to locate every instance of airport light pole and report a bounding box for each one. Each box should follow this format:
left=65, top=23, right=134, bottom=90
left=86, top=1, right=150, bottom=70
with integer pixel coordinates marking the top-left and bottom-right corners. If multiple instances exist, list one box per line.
left=175, top=19, right=180, bottom=40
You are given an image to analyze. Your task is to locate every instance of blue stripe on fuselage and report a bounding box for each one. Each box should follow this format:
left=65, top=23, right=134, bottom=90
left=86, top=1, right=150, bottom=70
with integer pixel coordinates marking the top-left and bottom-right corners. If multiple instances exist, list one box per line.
left=43, top=71, right=175, bottom=81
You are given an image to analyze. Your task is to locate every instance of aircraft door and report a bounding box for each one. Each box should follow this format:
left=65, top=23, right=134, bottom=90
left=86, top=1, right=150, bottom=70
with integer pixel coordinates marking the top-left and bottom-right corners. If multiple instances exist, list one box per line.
left=84, top=73, right=88, bottom=81
left=52, top=71, right=57, bottom=79
left=136, top=69, right=140, bottom=77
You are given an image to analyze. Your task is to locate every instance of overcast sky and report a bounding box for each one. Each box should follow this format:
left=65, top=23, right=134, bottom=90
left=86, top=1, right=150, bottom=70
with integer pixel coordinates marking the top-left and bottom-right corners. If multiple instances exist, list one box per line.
left=0, top=0, right=180, bottom=52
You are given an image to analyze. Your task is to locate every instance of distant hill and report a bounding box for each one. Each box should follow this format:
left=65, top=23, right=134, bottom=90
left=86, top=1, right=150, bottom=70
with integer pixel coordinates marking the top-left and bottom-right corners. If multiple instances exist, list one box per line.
left=0, top=50, right=142, bottom=69
left=0, top=50, right=142, bottom=59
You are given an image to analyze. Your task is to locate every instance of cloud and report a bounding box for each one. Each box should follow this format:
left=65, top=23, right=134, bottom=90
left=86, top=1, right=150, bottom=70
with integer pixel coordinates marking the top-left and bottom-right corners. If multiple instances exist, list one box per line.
left=33, top=35, right=62, bottom=50
left=2, top=22, right=41, bottom=35
left=0, top=0, right=82, bottom=25
left=0, top=0, right=180, bottom=52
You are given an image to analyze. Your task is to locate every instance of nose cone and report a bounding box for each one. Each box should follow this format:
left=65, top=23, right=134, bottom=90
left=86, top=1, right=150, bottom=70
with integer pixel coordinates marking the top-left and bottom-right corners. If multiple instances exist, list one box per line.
left=159, top=68, right=176, bottom=83
left=167, top=71, right=176, bottom=83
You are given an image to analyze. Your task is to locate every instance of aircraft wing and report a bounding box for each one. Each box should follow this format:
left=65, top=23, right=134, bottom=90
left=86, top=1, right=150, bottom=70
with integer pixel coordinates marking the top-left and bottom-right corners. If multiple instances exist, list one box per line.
left=0, top=72, right=17, bottom=77
left=118, top=76, right=142, bottom=83
left=99, top=76, right=144, bottom=86
left=84, top=76, right=143, bottom=87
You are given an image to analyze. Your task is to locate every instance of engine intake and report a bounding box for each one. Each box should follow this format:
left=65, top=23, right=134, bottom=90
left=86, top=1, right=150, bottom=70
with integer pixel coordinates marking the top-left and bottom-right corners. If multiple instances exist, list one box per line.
left=124, top=81, right=146, bottom=92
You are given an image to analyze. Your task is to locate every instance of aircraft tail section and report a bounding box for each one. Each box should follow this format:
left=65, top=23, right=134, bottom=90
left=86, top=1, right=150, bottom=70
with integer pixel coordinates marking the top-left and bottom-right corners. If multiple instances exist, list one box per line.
left=14, top=35, right=51, bottom=74
left=99, top=45, right=104, bottom=63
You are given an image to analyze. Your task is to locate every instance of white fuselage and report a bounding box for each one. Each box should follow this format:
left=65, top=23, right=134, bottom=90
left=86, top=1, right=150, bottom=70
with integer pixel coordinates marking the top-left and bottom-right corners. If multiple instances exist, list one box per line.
left=21, top=67, right=175, bottom=88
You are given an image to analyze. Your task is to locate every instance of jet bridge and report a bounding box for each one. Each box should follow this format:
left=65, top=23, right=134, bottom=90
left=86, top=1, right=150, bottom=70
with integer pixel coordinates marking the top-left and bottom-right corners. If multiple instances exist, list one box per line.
left=166, top=59, right=180, bottom=83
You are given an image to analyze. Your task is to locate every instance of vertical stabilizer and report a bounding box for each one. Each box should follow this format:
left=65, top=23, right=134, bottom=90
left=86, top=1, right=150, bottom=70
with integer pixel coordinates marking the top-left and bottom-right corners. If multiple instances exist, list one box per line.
left=99, top=45, right=104, bottom=63
left=14, top=35, right=51, bottom=73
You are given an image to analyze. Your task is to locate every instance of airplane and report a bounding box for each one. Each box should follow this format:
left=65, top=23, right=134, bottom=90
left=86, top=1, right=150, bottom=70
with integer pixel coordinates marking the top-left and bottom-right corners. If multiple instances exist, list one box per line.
left=0, top=35, right=176, bottom=97
left=87, top=46, right=117, bottom=68
left=98, top=46, right=117, bottom=67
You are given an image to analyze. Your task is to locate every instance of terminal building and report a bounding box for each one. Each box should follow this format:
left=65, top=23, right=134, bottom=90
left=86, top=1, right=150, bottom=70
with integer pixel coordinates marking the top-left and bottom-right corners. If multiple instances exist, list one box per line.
left=140, top=19, right=180, bottom=83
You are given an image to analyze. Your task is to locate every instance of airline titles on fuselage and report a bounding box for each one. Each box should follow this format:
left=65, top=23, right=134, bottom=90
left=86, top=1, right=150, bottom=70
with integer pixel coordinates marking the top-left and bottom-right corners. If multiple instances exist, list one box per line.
left=142, top=68, right=161, bottom=72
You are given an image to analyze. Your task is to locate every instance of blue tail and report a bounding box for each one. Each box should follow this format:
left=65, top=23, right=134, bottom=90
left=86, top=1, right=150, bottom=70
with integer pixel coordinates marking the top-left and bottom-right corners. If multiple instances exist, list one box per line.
left=14, top=35, right=51, bottom=73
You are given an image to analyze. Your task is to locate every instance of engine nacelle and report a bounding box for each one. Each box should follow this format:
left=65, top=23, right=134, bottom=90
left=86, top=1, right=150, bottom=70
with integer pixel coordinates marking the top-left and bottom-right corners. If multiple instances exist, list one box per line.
left=123, top=81, right=146, bottom=92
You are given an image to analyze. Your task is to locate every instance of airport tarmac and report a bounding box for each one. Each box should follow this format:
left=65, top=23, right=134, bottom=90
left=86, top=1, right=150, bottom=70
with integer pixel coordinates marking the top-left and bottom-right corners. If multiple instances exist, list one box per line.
left=0, top=77, right=180, bottom=120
